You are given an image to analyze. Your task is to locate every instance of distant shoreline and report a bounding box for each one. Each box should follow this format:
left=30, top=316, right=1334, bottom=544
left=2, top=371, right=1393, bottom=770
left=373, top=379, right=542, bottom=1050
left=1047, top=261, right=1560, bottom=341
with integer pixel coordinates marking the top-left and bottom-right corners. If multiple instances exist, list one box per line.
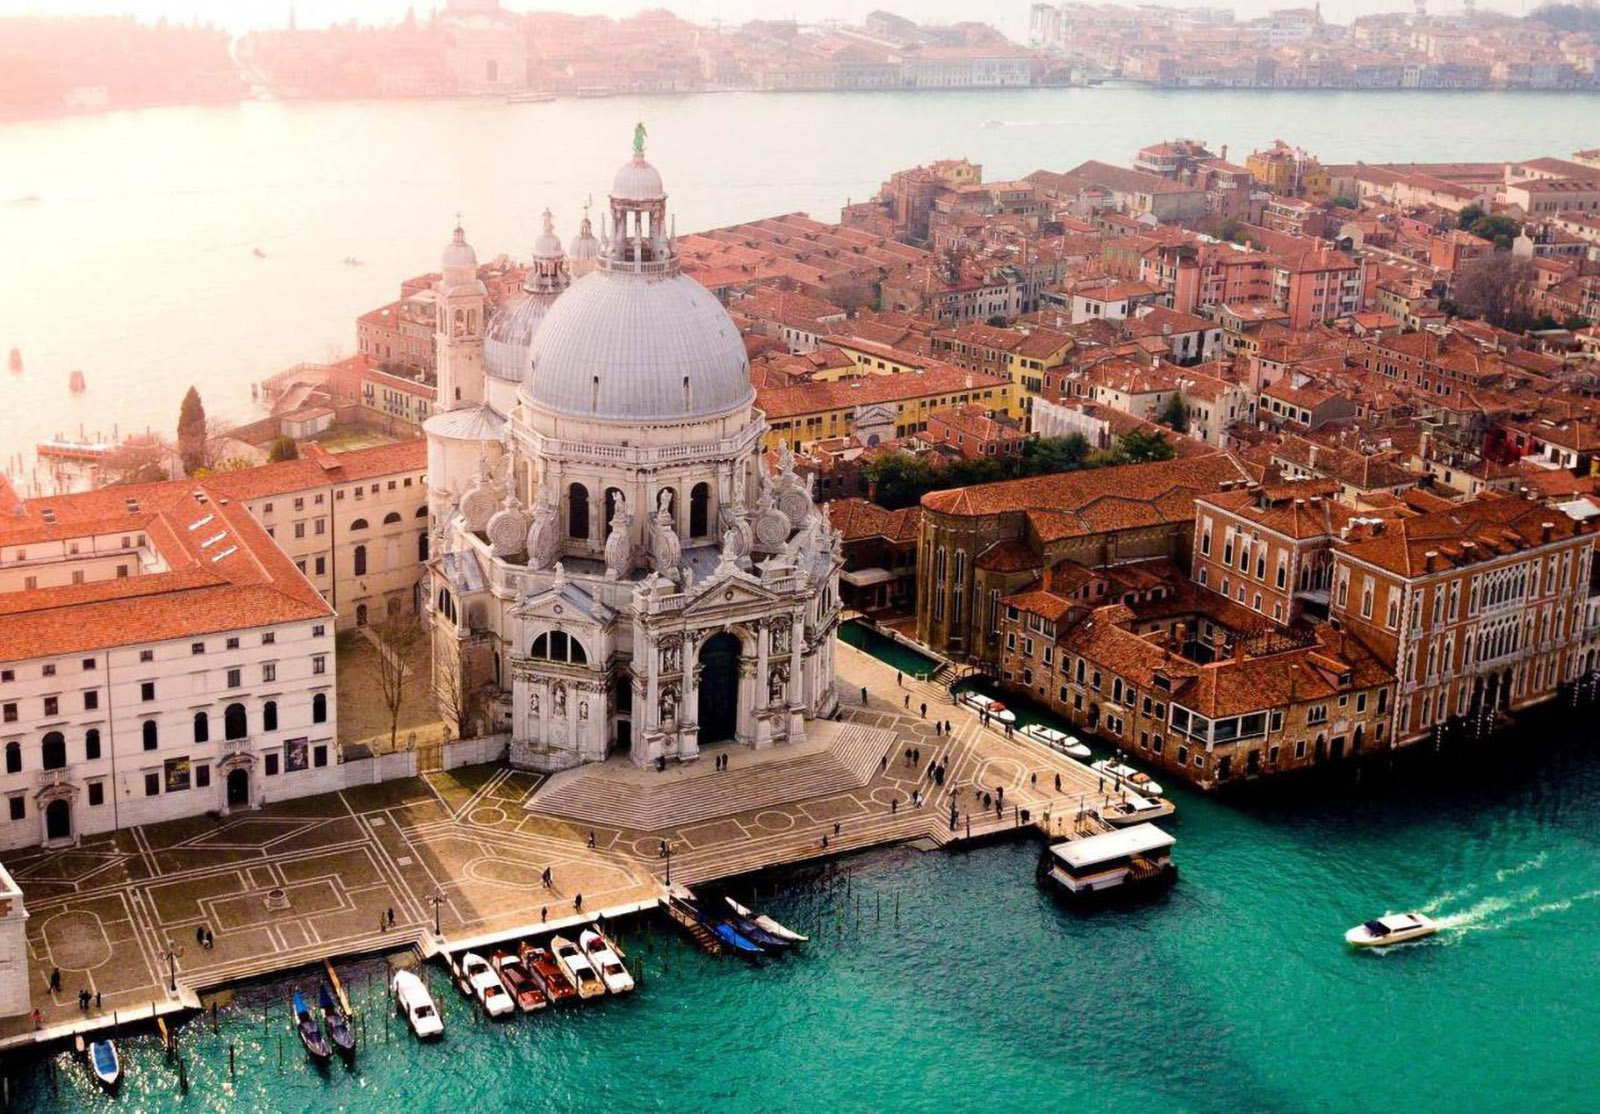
left=6, top=81, right=1600, bottom=126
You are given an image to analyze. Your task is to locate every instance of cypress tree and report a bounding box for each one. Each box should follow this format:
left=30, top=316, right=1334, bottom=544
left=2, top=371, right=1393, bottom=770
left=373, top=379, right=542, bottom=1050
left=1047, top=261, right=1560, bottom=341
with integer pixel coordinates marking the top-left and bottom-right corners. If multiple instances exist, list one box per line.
left=177, top=386, right=207, bottom=475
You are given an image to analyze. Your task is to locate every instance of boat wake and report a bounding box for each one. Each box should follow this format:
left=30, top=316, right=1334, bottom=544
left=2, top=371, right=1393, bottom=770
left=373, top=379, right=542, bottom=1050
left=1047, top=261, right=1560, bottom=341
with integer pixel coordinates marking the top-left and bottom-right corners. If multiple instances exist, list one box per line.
left=1433, top=891, right=1526, bottom=933
left=1494, top=851, right=1547, bottom=882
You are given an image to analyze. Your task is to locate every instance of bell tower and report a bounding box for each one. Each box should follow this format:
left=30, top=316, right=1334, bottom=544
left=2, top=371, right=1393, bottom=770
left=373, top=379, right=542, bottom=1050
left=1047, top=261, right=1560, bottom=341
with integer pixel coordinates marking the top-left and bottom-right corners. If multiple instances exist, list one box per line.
left=435, top=221, right=487, bottom=410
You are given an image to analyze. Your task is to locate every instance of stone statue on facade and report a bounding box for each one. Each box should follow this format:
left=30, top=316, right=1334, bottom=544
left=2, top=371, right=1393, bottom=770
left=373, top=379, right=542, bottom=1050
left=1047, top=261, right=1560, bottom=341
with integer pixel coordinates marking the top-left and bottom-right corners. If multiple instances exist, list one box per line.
left=525, top=487, right=561, bottom=570
left=648, top=492, right=682, bottom=580
left=604, top=491, right=634, bottom=580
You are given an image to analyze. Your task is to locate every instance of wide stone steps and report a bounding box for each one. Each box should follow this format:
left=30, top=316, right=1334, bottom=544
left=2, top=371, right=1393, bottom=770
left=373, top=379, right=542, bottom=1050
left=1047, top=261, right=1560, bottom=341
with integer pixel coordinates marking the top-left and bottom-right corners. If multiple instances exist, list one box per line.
left=530, top=724, right=896, bottom=833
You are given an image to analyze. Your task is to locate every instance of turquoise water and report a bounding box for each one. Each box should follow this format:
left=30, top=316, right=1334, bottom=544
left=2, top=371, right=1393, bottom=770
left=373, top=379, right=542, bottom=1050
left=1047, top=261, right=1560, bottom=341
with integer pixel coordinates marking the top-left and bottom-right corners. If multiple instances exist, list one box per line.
left=11, top=719, right=1600, bottom=1113
left=838, top=620, right=939, bottom=680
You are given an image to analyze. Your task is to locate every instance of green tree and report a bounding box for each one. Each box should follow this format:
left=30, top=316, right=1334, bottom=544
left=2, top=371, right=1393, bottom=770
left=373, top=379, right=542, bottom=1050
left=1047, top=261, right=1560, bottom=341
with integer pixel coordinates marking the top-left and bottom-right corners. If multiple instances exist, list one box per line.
left=1329, top=195, right=1358, bottom=210
left=177, top=385, right=207, bottom=475
left=1216, top=218, right=1245, bottom=244
left=1452, top=253, right=1538, bottom=332
left=1020, top=433, right=1090, bottom=475
left=864, top=452, right=940, bottom=509
left=1119, top=429, right=1177, bottom=463
left=1159, top=394, right=1189, bottom=433
left=268, top=436, right=299, bottom=462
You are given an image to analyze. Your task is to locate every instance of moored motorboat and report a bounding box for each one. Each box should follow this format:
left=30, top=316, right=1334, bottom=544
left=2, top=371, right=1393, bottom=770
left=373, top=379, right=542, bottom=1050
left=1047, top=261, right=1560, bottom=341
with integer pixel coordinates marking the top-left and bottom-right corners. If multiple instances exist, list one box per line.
left=961, top=691, right=1016, bottom=724
left=392, top=969, right=443, bottom=1039
left=726, top=896, right=808, bottom=944
left=319, top=982, right=355, bottom=1058
left=1092, top=759, right=1163, bottom=797
left=580, top=927, right=635, bottom=994
left=1038, top=823, right=1177, bottom=904
left=87, top=1038, right=120, bottom=1089
left=293, top=990, right=332, bottom=1061
left=551, top=935, right=607, bottom=998
left=462, top=951, right=514, bottom=1017
left=1097, top=792, right=1174, bottom=827
left=1345, top=912, right=1439, bottom=948
left=1021, top=724, right=1091, bottom=759
left=521, top=941, right=578, bottom=1003
left=492, top=948, right=549, bottom=1011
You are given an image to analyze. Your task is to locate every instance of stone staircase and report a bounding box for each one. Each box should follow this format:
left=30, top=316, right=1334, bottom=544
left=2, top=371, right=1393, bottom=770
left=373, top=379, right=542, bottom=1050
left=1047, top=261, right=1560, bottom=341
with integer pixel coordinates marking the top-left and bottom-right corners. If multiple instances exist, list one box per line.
left=529, top=723, right=896, bottom=832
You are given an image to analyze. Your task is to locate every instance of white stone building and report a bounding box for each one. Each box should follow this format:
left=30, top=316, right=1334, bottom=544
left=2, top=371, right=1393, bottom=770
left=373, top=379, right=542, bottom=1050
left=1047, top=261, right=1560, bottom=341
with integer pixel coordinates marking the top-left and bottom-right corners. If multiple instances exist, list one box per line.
left=425, top=130, right=843, bottom=771
left=0, top=479, right=339, bottom=851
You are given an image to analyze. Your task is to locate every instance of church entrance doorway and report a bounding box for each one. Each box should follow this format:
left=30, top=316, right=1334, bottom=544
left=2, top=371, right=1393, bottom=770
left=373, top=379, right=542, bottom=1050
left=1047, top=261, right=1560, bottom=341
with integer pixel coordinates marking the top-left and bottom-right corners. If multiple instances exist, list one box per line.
left=698, top=632, right=741, bottom=744
left=227, top=769, right=250, bottom=808
left=45, top=799, right=71, bottom=842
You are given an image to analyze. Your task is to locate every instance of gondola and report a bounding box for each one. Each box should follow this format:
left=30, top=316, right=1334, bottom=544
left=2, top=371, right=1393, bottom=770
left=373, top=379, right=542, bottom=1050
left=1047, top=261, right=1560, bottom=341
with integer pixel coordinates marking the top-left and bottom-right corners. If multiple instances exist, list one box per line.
left=87, top=1039, right=120, bottom=1089
left=319, top=983, right=356, bottom=1058
left=678, top=892, right=766, bottom=955
left=293, top=990, right=332, bottom=1061
left=726, top=897, right=809, bottom=945
left=722, top=909, right=794, bottom=951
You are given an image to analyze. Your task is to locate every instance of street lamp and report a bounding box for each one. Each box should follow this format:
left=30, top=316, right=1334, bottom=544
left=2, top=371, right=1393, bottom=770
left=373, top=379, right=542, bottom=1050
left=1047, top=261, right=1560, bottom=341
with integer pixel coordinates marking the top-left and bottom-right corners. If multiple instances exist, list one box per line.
left=162, top=940, right=182, bottom=993
left=664, top=843, right=674, bottom=887
left=428, top=892, right=445, bottom=937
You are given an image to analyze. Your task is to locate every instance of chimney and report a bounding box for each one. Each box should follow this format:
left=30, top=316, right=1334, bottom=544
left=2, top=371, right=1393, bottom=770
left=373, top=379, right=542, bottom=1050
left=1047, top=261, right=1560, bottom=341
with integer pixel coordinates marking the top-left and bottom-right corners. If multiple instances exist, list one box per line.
left=1541, top=522, right=1554, bottom=543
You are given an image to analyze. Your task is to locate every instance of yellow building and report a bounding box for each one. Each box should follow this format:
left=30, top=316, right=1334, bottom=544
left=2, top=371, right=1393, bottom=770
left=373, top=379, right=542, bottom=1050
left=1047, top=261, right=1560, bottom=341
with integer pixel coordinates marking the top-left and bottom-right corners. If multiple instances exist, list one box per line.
left=756, top=365, right=1013, bottom=451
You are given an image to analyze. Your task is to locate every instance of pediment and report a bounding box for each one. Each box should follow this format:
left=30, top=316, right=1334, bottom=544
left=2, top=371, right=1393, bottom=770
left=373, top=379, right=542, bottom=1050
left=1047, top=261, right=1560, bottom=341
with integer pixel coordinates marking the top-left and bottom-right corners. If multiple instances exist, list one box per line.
left=682, top=571, right=779, bottom=614
left=512, top=581, right=613, bottom=625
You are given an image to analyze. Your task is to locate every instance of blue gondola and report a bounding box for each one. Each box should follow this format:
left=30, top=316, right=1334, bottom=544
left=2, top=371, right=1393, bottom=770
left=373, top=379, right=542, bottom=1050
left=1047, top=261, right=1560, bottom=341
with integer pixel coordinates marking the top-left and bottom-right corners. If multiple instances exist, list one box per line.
left=319, top=983, right=356, bottom=1058
left=711, top=920, right=766, bottom=955
left=293, top=990, right=332, bottom=1061
left=723, top=911, right=793, bottom=951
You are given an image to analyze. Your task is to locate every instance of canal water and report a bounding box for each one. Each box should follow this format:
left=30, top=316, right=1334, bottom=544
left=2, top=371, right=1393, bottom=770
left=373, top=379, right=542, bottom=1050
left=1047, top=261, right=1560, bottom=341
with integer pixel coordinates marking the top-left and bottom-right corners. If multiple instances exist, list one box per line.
left=10, top=717, right=1599, bottom=1113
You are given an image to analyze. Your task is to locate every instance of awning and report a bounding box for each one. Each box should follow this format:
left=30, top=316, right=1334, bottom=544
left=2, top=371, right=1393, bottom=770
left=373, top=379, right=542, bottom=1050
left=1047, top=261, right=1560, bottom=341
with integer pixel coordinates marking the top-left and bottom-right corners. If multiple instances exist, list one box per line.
left=841, top=567, right=898, bottom=587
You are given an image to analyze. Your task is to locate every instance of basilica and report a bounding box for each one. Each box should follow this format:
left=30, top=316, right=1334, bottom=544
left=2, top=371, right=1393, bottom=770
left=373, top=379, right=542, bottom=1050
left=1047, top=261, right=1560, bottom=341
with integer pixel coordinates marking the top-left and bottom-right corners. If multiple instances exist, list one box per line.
left=423, top=128, right=842, bottom=772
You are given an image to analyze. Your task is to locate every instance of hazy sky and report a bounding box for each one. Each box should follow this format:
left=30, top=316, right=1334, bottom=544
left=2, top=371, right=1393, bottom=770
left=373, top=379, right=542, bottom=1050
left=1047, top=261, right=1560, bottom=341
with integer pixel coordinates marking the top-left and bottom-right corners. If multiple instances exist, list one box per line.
left=0, top=0, right=1527, bottom=36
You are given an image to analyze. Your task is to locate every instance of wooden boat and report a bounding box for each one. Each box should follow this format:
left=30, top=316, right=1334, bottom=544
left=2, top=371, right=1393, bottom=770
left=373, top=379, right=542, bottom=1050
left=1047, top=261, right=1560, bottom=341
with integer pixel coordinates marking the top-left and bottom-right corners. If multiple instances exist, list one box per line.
left=711, top=919, right=765, bottom=956
left=462, top=951, right=515, bottom=1017
left=960, top=691, right=1016, bottom=724
left=391, top=970, right=443, bottom=1040
left=506, top=91, right=556, bottom=103
left=68, top=369, right=86, bottom=393
left=492, top=948, right=548, bottom=1012
left=1021, top=724, right=1091, bottom=759
left=719, top=906, right=793, bottom=951
left=726, top=897, right=809, bottom=944
left=1345, top=912, right=1439, bottom=948
left=579, top=928, right=635, bottom=994
left=1091, top=759, right=1164, bottom=797
left=551, top=935, right=607, bottom=998
left=87, top=1039, right=120, bottom=1089
left=521, top=941, right=578, bottom=1003
left=7, top=348, right=20, bottom=374
left=293, top=990, right=332, bottom=1061
left=318, top=982, right=355, bottom=1058
left=1038, top=823, right=1177, bottom=905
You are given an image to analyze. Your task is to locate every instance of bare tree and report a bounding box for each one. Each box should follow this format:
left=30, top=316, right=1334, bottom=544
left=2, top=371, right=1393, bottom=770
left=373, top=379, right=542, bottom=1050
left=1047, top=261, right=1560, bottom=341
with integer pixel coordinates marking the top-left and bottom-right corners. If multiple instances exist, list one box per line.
left=1451, top=253, right=1538, bottom=332
left=432, top=638, right=476, bottom=741
left=101, top=434, right=175, bottom=486
left=371, top=616, right=422, bottom=751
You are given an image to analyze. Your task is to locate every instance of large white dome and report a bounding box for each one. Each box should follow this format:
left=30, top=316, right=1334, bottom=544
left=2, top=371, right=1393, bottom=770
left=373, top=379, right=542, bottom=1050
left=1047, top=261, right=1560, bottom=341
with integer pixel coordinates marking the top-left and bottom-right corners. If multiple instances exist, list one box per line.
left=612, top=156, right=665, bottom=202
left=520, top=269, right=752, bottom=423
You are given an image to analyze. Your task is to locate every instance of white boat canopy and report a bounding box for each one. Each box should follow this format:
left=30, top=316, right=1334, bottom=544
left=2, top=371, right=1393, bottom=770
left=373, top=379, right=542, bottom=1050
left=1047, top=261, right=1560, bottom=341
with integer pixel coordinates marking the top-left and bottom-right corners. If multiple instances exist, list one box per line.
left=1049, top=823, right=1174, bottom=869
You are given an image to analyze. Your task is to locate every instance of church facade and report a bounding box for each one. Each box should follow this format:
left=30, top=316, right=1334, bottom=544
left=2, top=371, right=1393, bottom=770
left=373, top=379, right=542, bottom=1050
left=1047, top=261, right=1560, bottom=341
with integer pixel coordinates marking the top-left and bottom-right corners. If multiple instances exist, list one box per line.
left=424, top=129, right=842, bottom=772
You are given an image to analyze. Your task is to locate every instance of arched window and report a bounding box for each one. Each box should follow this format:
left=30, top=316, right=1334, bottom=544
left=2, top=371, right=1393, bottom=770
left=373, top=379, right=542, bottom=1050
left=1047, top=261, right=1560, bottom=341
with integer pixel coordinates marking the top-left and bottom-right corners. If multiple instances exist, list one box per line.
left=85, top=728, right=101, bottom=761
left=224, top=703, right=247, bottom=741
left=350, top=518, right=369, bottom=531
left=529, top=631, right=588, bottom=665
left=690, top=483, right=710, bottom=537
left=313, top=693, right=328, bottom=724
left=354, top=545, right=368, bottom=576
left=193, top=711, right=209, bottom=744
left=383, top=512, right=402, bottom=525
left=419, top=532, right=430, bottom=561
left=415, top=506, right=428, bottom=518
left=143, top=720, right=159, bottom=751
left=356, top=602, right=369, bottom=627
left=263, top=700, right=278, bottom=732
left=41, top=731, right=66, bottom=771
left=3, top=741, right=18, bottom=774
left=568, top=484, right=589, bottom=539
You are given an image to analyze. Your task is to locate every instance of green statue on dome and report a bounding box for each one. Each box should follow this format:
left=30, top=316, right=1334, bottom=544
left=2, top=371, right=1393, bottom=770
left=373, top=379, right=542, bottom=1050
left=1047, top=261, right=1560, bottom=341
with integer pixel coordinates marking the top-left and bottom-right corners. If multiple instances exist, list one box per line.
left=633, top=120, right=647, bottom=158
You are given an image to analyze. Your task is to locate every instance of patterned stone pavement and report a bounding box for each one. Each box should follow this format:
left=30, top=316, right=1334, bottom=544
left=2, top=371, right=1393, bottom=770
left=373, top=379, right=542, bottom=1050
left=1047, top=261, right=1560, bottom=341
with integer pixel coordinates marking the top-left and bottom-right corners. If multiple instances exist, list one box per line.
left=0, top=641, right=1121, bottom=1048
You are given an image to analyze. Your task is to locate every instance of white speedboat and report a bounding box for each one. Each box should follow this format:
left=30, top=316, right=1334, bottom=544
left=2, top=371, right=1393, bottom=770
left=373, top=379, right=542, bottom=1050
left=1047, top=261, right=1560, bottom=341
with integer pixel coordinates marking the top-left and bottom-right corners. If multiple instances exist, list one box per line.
left=1092, top=759, right=1163, bottom=797
left=961, top=692, right=1016, bottom=725
left=1097, top=792, right=1174, bottom=826
left=726, top=897, right=809, bottom=943
left=461, top=951, right=514, bottom=1017
left=392, top=969, right=444, bottom=1039
left=1345, top=912, right=1439, bottom=948
left=551, top=934, right=607, bottom=998
left=579, top=927, right=635, bottom=994
left=1021, top=724, right=1091, bottom=759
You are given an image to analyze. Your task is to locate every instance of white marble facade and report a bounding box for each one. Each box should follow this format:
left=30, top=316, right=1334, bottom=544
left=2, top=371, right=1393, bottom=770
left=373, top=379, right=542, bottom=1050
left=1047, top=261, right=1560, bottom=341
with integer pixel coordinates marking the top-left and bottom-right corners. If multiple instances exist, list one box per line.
left=426, top=129, right=841, bottom=771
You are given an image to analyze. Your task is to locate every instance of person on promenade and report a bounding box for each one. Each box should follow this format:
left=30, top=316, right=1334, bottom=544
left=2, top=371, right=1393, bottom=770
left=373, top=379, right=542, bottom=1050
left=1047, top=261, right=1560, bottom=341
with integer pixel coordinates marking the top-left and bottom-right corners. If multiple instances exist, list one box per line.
left=1055, top=773, right=1061, bottom=792
left=821, top=835, right=829, bottom=849
left=387, top=907, right=396, bottom=927
left=896, top=671, right=902, bottom=687
left=834, top=821, right=841, bottom=835
left=31, top=1008, right=40, bottom=1030
left=541, top=907, right=548, bottom=923
left=861, top=686, right=868, bottom=705
left=891, top=798, right=898, bottom=814
left=904, top=694, right=910, bottom=709
left=49, top=968, right=60, bottom=992
left=587, top=830, right=596, bottom=848
left=194, top=926, right=205, bottom=946
left=880, top=755, right=888, bottom=772
left=574, top=894, right=584, bottom=912
left=920, top=701, right=927, bottom=718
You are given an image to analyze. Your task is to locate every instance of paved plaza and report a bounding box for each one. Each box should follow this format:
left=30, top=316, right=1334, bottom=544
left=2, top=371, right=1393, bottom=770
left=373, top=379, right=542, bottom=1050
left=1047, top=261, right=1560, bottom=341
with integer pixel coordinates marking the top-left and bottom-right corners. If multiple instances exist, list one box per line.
left=1, top=642, right=1121, bottom=1047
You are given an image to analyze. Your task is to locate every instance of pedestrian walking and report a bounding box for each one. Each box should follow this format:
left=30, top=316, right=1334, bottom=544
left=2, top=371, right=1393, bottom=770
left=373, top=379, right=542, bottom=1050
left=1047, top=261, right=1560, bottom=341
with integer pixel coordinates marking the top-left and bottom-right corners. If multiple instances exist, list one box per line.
left=541, top=906, right=548, bottom=923
left=1030, top=772, right=1037, bottom=786
left=1054, top=773, right=1061, bottom=792
left=49, top=967, right=60, bottom=992
left=194, top=927, right=205, bottom=946
left=380, top=912, right=388, bottom=933
left=861, top=686, right=868, bottom=705
left=880, top=754, right=888, bottom=771
left=205, top=928, right=214, bottom=948
left=587, top=830, right=596, bottom=848
left=920, top=701, right=927, bottom=718
left=944, top=720, right=952, bottom=735
left=821, top=834, right=829, bottom=849
left=388, top=906, right=396, bottom=927
left=904, top=694, right=910, bottom=709
left=896, top=671, right=903, bottom=687
left=574, top=894, right=583, bottom=911
left=891, top=798, right=898, bottom=814
left=95, top=991, right=101, bottom=1009
left=997, top=785, right=1004, bottom=804
left=834, top=821, right=841, bottom=835
left=31, top=1008, right=40, bottom=1030
left=659, top=839, right=668, bottom=857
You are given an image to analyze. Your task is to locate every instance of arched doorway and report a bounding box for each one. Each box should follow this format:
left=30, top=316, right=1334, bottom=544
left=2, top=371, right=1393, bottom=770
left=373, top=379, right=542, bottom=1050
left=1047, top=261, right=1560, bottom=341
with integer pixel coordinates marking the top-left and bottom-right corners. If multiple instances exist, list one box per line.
left=45, top=799, right=71, bottom=842
left=227, top=768, right=250, bottom=808
left=697, top=632, right=742, bottom=744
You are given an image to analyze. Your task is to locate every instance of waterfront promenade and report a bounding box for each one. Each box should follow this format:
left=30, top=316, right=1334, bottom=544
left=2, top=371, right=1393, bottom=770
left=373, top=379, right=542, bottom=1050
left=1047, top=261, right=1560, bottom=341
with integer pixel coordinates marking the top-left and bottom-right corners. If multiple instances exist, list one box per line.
left=0, top=643, right=1118, bottom=1049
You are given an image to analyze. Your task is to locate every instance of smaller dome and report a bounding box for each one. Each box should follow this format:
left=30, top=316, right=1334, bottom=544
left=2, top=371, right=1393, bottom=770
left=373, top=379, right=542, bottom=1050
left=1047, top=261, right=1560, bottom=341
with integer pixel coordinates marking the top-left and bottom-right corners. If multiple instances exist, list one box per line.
left=483, top=291, right=558, bottom=381
left=441, top=223, right=477, bottom=271
left=569, top=213, right=599, bottom=261
left=531, top=208, right=563, bottom=258
left=612, top=156, right=665, bottom=202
